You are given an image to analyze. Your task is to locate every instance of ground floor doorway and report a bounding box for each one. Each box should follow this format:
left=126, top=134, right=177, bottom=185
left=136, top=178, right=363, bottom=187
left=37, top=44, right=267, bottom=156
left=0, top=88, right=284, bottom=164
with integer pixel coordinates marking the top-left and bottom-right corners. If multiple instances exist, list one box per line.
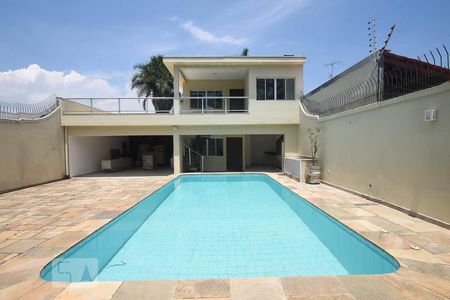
left=226, top=137, right=243, bottom=171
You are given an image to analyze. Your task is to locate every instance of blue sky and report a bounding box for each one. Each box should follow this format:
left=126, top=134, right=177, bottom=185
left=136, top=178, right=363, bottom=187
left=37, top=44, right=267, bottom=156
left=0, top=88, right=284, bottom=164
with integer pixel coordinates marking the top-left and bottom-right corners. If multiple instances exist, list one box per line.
left=0, top=0, right=449, bottom=102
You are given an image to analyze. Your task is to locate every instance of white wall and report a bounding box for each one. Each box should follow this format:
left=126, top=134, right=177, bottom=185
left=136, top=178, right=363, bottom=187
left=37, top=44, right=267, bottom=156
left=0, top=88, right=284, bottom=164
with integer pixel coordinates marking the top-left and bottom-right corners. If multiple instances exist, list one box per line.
left=69, top=136, right=128, bottom=176
left=203, top=156, right=226, bottom=172
left=0, top=110, right=65, bottom=192
left=249, top=135, right=278, bottom=166
left=299, top=83, right=450, bottom=224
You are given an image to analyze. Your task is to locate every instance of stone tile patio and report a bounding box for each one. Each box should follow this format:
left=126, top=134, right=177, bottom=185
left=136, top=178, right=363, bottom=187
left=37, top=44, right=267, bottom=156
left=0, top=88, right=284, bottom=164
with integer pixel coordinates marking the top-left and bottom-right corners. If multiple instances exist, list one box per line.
left=0, top=173, right=449, bottom=299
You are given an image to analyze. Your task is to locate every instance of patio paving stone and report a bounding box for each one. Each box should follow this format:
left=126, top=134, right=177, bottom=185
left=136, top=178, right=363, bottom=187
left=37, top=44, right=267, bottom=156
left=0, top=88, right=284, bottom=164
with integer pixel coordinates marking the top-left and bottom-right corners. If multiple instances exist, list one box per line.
left=112, top=281, right=176, bottom=300
left=0, top=172, right=447, bottom=299
left=337, top=276, right=404, bottom=299
left=0, top=278, right=44, bottom=300
left=54, top=282, right=121, bottom=300
left=173, top=279, right=231, bottom=299
left=0, top=239, right=45, bottom=253
left=280, top=276, right=349, bottom=298
left=230, top=278, right=286, bottom=300
left=16, top=282, right=68, bottom=300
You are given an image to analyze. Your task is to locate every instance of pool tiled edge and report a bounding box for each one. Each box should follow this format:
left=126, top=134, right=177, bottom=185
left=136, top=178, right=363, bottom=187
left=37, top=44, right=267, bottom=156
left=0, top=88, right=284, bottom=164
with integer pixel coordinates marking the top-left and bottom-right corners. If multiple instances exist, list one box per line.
left=0, top=173, right=448, bottom=299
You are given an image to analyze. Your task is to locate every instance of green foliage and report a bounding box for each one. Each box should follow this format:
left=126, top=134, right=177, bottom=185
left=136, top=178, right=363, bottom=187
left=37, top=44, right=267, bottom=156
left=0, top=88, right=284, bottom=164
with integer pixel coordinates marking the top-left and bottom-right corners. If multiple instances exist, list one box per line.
left=131, top=55, right=174, bottom=112
left=306, top=127, right=321, bottom=166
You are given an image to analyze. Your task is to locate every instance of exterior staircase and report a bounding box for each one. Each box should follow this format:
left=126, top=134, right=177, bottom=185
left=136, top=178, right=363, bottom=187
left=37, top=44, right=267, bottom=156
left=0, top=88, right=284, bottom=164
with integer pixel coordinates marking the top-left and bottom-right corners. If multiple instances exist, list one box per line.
left=183, top=145, right=204, bottom=172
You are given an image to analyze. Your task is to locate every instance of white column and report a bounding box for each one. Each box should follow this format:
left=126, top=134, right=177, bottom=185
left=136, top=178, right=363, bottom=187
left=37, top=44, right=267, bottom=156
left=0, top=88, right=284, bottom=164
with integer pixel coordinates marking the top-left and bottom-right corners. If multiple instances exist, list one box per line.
left=173, top=131, right=181, bottom=174
left=173, top=66, right=180, bottom=114
left=64, top=127, right=70, bottom=178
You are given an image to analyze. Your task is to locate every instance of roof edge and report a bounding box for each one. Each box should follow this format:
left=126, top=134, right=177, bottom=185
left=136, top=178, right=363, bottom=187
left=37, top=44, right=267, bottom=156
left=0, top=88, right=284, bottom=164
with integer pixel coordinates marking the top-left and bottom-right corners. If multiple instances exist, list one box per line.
left=306, top=52, right=377, bottom=96
left=163, top=55, right=306, bottom=59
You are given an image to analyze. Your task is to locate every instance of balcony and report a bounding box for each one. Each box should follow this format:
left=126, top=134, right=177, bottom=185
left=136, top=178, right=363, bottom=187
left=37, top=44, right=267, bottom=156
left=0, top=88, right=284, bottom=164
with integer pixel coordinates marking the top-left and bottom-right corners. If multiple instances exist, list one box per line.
left=60, top=97, right=249, bottom=115
left=59, top=96, right=299, bottom=127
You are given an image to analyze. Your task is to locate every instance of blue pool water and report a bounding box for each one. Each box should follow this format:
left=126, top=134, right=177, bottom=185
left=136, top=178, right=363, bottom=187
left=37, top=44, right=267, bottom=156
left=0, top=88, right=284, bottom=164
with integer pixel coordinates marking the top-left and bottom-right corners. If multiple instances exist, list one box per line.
left=41, top=174, right=399, bottom=281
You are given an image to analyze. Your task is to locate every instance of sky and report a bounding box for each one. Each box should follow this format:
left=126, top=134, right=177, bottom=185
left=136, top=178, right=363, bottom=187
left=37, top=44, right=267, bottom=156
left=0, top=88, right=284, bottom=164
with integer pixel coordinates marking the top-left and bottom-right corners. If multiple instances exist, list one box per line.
left=0, top=0, right=449, bottom=103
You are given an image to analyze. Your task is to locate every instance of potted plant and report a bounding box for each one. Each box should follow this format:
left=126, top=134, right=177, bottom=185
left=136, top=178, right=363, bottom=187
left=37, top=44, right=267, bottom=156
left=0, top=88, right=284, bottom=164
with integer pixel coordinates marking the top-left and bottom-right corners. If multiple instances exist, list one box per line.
left=305, top=127, right=321, bottom=184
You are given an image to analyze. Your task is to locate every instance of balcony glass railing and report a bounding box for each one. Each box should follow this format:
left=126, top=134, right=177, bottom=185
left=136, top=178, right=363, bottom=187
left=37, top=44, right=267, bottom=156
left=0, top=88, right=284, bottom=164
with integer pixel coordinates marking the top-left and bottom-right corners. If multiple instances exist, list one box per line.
left=60, top=97, right=173, bottom=114
left=60, top=97, right=249, bottom=115
left=179, top=96, right=248, bottom=114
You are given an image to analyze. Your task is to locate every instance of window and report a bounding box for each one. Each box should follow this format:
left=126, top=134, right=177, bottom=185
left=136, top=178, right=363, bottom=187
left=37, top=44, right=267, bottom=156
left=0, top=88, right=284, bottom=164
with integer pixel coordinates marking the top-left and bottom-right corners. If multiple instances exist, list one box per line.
left=199, top=137, right=223, bottom=156
left=266, top=79, right=274, bottom=100
left=190, top=91, right=223, bottom=110
left=206, top=91, right=223, bottom=110
left=257, top=79, right=265, bottom=100
left=190, top=91, right=205, bottom=110
left=256, top=78, right=295, bottom=100
left=276, top=78, right=285, bottom=100
left=286, top=79, right=295, bottom=100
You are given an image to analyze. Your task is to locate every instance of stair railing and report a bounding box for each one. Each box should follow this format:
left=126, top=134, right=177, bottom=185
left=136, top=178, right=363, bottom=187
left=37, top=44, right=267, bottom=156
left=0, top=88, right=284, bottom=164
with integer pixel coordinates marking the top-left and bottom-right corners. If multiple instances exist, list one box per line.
left=183, top=144, right=205, bottom=172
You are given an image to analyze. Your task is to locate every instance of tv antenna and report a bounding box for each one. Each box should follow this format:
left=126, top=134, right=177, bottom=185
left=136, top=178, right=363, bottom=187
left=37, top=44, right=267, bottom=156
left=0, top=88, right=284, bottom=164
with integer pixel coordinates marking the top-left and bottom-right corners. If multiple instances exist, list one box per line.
left=368, top=17, right=377, bottom=53
left=325, top=61, right=341, bottom=79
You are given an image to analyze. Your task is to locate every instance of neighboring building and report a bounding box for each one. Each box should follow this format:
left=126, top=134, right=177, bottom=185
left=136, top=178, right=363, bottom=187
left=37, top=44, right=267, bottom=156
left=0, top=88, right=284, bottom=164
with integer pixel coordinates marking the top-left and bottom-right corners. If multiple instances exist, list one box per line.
left=302, top=50, right=450, bottom=117
left=60, top=56, right=305, bottom=176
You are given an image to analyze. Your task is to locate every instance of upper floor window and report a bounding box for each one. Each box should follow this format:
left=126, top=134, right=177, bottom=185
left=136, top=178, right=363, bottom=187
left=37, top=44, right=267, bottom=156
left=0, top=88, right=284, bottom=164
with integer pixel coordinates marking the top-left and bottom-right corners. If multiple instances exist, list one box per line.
left=256, top=78, right=295, bottom=100
left=190, top=91, right=223, bottom=110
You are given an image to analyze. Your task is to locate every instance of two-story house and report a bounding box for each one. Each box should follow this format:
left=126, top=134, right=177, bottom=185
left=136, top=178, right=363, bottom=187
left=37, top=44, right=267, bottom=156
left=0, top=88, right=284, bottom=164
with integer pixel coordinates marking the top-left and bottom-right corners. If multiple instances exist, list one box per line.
left=60, top=56, right=305, bottom=176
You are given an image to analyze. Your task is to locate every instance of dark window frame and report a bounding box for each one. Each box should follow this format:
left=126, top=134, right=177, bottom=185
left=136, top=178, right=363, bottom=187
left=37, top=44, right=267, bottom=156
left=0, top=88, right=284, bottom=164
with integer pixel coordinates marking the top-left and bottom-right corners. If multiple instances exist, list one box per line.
left=190, top=90, right=223, bottom=110
left=199, top=137, right=224, bottom=157
left=256, top=78, right=295, bottom=100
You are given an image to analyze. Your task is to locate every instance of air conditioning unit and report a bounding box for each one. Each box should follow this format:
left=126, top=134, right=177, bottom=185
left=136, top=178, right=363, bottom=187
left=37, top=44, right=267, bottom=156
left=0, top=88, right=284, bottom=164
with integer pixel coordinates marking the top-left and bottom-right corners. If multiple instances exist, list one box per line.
left=424, top=109, right=437, bottom=122
left=284, top=157, right=312, bottom=181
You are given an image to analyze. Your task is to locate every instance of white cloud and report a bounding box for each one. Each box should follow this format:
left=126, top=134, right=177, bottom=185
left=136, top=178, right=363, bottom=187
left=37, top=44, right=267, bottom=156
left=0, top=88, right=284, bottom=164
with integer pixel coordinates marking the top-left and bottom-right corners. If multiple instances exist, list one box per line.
left=181, top=21, right=247, bottom=46
left=0, top=64, right=125, bottom=103
left=178, top=0, right=309, bottom=48
left=219, top=0, right=310, bottom=34
left=246, top=0, right=309, bottom=25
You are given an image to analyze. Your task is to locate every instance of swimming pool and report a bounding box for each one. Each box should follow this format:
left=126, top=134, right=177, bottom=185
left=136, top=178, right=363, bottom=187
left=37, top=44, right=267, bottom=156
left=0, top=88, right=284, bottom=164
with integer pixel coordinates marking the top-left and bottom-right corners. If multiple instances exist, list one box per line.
left=41, top=174, right=399, bottom=281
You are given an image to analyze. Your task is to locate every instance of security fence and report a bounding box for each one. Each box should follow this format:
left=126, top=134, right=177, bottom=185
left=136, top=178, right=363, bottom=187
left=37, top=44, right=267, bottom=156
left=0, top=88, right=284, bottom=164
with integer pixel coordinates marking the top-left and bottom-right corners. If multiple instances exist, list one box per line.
left=301, top=49, right=450, bottom=118
left=0, top=94, right=59, bottom=120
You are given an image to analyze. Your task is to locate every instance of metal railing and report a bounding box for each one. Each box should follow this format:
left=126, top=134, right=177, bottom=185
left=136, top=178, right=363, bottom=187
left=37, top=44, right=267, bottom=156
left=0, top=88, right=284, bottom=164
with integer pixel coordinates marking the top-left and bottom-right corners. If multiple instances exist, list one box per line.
left=60, top=97, right=174, bottom=114
left=301, top=49, right=450, bottom=118
left=179, top=96, right=249, bottom=114
left=300, top=77, right=380, bottom=117
left=0, top=95, right=59, bottom=120
left=60, top=96, right=249, bottom=115
left=183, top=144, right=204, bottom=172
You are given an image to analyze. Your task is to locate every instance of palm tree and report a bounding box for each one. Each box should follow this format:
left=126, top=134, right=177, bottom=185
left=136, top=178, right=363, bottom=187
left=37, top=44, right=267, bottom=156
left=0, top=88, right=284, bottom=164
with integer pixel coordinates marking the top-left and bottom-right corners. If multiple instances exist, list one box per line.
left=131, top=55, right=174, bottom=112
left=241, top=48, right=249, bottom=56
